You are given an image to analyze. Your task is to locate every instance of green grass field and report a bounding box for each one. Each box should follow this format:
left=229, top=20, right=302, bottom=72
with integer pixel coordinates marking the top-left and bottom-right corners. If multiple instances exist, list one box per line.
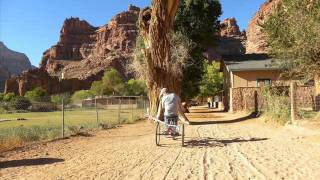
left=0, top=108, right=146, bottom=151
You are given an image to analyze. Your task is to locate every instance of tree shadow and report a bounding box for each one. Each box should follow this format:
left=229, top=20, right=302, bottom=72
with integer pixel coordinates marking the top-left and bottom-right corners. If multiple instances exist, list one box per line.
left=190, top=112, right=259, bottom=125
left=189, top=109, right=227, bottom=114
left=184, top=137, right=268, bottom=148
left=0, top=158, right=64, bottom=169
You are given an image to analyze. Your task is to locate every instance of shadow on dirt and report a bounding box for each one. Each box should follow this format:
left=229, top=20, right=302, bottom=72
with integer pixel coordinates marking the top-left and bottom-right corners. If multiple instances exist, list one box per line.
left=189, top=109, right=227, bottom=114
left=184, top=137, right=268, bottom=148
left=0, top=158, right=64, bottom=169
left=190, top=112, right=259, bottom=125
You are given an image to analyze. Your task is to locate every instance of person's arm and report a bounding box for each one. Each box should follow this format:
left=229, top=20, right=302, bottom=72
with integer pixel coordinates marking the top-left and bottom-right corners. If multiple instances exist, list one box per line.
left=177, top=98, right=190, bottom=124
left=156, top=99, right=163, bottom=120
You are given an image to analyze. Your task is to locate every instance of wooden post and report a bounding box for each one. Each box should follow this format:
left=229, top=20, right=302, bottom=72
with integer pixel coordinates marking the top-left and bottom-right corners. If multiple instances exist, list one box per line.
left=290, top=81, right=297, bottom=123
left=95, top=97, right=99, bottom=127
left=118, top=97, right=121, bottom=124
left=229, top=88, right=233, bottom=113
left=62, top=97, right=65, bottom=138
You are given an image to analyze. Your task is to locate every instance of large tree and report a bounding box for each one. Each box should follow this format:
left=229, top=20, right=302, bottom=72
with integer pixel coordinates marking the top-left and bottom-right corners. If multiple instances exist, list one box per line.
left=175, top=0, right=222, bottom=100
left=263, top=0, right=320, bottom=97
left=138, top=0, right=181, bottom=115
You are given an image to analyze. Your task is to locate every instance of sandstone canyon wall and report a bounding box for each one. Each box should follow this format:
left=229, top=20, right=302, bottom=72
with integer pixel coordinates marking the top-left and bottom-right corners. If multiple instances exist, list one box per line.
left=0, top=41, right=33, bottom=92
left=5, top=5, right=140, bottom=95
left=4, top=1, right=280, bottom=96
left=216, top=18, right=246, bottom=56
left=246, top=0, right=281, bottom=54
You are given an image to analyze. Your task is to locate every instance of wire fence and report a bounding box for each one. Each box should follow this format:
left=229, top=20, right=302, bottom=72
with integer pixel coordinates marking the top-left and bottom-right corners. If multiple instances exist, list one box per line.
left=0, top=96, right=149, bottom=151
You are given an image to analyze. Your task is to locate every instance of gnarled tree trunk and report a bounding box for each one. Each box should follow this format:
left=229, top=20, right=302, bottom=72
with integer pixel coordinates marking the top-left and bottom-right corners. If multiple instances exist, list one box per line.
left=139, top=0, right=181, bottom=115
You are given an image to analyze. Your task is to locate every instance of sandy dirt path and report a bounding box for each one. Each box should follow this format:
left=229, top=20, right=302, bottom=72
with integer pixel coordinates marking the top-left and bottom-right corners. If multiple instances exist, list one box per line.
left=1, top=107, right=320, bottom=180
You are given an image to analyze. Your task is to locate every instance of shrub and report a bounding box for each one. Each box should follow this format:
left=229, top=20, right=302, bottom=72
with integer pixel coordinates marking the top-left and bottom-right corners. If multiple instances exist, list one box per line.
left=262, top=87, right=290, bottom=124
left=24, top=87, right=50, bottom=102
left=3, top=93, right=16, bottom=102
left=0, top=93, right=4, bottom=101
left=14, top=96, right=31, bottom=110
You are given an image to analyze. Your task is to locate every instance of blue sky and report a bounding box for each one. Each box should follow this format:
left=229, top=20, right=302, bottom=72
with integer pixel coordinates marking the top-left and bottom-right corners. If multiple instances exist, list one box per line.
left=0, top=0, right=265, bottom=66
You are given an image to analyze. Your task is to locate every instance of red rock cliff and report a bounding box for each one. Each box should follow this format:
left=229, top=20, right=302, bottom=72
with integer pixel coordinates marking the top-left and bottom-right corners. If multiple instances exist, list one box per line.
left=246, top=0, right=281, bottom=54
left=5, top=5, right=140, bottom=95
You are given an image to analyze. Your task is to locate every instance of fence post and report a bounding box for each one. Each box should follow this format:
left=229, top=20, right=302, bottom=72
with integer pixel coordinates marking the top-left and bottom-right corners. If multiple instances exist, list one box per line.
left=131, top=97, right=134, bottom=121
left=62, top=97, right=65, bottom=138
left=290, top=81, right=297, bottom=123
left=229, top=88, right=233, bottom=113
left=95, top=97, right=99, bottom=127
left=140, top=96, right=143, bottom=118
left=118, top=97, right=121, bottom=124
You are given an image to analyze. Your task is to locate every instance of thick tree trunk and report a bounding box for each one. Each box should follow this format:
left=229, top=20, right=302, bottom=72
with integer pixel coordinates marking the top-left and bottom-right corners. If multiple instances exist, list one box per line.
left=139, top=0, right=180, bottom=115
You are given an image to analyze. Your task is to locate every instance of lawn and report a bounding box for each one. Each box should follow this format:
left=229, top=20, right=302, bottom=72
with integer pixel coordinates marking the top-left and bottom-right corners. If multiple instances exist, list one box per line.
left=0, top=108, right=146, bottom=151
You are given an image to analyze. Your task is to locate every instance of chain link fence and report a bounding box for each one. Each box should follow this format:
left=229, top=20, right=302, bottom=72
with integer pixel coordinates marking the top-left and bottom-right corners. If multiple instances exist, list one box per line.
left=0, top=96, right=149, bottom=151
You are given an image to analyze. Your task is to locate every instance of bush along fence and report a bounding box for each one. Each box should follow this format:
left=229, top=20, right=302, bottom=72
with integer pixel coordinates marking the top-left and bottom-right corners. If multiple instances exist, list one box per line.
left=0, top=96, right=149, bottom=151
left=228, top=84, right=319, bottom=123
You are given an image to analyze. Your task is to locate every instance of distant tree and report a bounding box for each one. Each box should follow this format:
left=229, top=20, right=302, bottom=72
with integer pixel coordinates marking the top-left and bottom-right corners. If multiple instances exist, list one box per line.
left=126, top=79, right=147, bottom=96
left=198, top=60, right=223, bottom=98
left=175, top=0, right=222, bottom=100
left=101, top=69, right=125, bottom=95
left=263, top=0, right=320, bottom=95
left=71, top=90, right=93, bottom=102
left=51, top=93, right=71, bottom=104
left=0, top=93, right=4, bottom=101
left=24, top=87, right=50, bottom=102
left=14, top=96, right=31, bottom=110
left=3, top=93, right=16, bottom=102
left=90, top=80, right=104, bottom=96
left=90, top=69, right=126, bottom=96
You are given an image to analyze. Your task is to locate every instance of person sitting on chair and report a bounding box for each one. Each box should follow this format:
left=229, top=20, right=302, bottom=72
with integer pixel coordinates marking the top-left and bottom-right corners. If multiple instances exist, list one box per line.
left=156, top=88, right=190, bottom=135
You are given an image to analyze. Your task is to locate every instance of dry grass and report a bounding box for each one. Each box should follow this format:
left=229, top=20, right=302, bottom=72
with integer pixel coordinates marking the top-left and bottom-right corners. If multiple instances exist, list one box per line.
left=0, top=108, right=145, bottom=152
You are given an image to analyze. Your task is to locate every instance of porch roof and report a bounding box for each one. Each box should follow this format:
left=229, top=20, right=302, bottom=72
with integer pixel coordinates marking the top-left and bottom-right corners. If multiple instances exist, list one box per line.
left=221, top=54, right=281, bottom=72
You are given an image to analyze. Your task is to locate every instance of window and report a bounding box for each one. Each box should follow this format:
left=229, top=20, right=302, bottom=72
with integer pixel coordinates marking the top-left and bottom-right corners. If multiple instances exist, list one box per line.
left=257, top=79, right=272, bottom=87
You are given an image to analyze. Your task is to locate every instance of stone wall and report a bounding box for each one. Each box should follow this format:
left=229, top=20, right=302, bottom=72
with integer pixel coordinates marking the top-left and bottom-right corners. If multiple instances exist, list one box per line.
left=231, top=86, right=315, bottom=112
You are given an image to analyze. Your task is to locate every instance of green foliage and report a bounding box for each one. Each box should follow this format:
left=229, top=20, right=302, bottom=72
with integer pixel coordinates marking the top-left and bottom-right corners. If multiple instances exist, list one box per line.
left=263, top=0, right=320, bottom=79
left=71, top=90, right=93, bottom=102
left=262, top=88, right=290, bottom=124
left=101, top=69, right=125, bottom=95
left=90, top=80, right=104, bottom=96
left=24, top=87, right=50, bottom=102
left=198, top=60, right=223, bottom=97
left=175, top=0, right=222, bottom=99
left=126, top=79, right=147, bottom=96
left=0, top=93, right=4, bottom=101
left=175, top=0, right=222, bottom=49
left=51, top=93, right=71, bottom=104
left=90, top=69, right=125, bottom=96
left=3, top=93, right=16, bottom=102
left=14, top=96, right=31, bottom=110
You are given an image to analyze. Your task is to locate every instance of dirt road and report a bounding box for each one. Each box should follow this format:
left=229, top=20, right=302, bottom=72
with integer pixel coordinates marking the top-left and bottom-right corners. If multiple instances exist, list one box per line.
left=1, top=107, right=320, bottom=180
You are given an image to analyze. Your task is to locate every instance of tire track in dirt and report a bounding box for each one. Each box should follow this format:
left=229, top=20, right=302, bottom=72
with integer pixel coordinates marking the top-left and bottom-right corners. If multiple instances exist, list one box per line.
left=2, top=109, right=320, bottom=179
left=161, top=147, right=183, bottom=180
left=215, top=124, right=267, bottom=180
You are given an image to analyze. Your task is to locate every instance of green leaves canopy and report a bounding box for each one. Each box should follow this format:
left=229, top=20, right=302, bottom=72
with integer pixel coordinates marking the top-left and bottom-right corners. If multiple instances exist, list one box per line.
left=263, top=0, right=320, bottom=79
left=199, top=60, right=223, bottom=97
left=175, top=0, right=222, bottom=99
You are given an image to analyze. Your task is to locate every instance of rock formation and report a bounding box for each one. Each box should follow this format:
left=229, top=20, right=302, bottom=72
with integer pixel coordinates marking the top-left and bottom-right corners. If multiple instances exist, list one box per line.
left=246, top=0, right=281, bottom=54
left=0, top=41, right=33, bottom=92
left=211, top=18, right=246, bottom=58
left=5, top=5, right=140, bottom=95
